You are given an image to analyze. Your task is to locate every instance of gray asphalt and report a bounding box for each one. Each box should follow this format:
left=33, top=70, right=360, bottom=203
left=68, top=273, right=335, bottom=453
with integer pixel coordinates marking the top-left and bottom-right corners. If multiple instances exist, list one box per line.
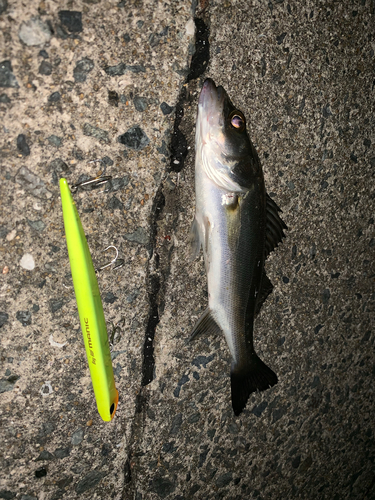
left=0, top=1, right=374, bottom=499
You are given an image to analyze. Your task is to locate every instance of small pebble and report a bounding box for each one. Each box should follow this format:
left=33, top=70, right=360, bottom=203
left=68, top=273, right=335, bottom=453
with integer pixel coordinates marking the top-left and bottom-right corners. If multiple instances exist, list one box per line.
left=48, top=91, right=61, bottom=103
left=3, top=266, right=9, bottom=274
left=124, top=227, right=149, bottom=246
left=6, top=229, right=16, bottom=241
left=149, top=33, right=161, bottom=47
left=118, top=126, right=150, bottom=150
left=83, top=123, right=109, bottom=144
left=71, top=428, right=84, bottom=445
left=108, top=90, right=119, bottom=107
left=50, top=157, right=68, bottom=173
left=104, top=291, right=118, bottom=303
left=73, top=58, right=94, bottom=83
left=0, top=312, right=9, bottom=328
left=47, top=135, right=63, bottom=147
left=50, top=158, right=69, bottom=185
left=15, top=166, right=52, bottom=199
left=20, top=253, right=35, bottom=270
left=0, top=376, right=19, bottom=393
left=133, top=96, right=148, bottom=112
left=55, top=24, right=68, bottom=39
left=105, top=62, right=127, bottom=77
left=86, top=420, right=93, bottom=427
left=58, top=10, right=83, bottom=33
left=0, top=0, right=8, bottom=15
left=18, top=17, right=52, bottom=46
left=75, top=470, right=106, bottom=495
left=157, top=140, right=169, bottom=156
left=16, top=310, right=32, bottom=326
left=54, top=448, right=70, bottom=459
left=107, top=196, right=123, bottom=211
left=101, top=156, right=113, bottom=166
left=185, top=18, right=195, bottom=36
left=160, top=102, right=174, bottom=115
left=49, top=299, right=64, bottom=313
left=35, top=466, right=47, bottom=478
left=27, top=219, right=45, bottom=232
left=38, top=60, right=52, bottom=75
left=0, top=93, right=11, bottom=103
left=276, top=32, right=287, bottom=45
left=0, top=60, right=19, bottom=88
left=17, top=134, right=30, bottom=156
left=127, top=64, right=145, bottom=73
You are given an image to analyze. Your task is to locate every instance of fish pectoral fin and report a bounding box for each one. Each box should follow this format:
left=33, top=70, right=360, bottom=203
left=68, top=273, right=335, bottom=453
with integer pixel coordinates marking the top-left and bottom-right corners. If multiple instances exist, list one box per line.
left=265, top=193, right=288, bottom=258
left=254, top=271, right=274, bottom=317
left=187, top=308, right=221, bottom=342
left=188, top=217, right=202, bottom=261
left=231, top=354, right=278, bottom=416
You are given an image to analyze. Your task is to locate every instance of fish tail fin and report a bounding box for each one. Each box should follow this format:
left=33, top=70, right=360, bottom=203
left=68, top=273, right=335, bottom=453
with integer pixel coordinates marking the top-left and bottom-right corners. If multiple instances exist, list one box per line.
left=231, top=354, right=278, bottom=416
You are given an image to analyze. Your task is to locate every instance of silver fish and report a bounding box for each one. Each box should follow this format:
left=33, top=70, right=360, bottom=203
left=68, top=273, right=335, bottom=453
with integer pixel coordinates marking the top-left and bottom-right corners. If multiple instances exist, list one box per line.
left=190, top=78, right=287, bottom=416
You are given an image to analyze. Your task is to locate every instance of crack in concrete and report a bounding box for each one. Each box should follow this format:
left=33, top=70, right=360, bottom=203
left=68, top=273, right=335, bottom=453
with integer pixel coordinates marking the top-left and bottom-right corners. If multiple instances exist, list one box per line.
left=140, top=16, right=210, bottom=390
left=170, top=17, right=210, bottom=173
left=121, top=13, right=211, bottom=497
left=141, top=187, right=165, bottom=387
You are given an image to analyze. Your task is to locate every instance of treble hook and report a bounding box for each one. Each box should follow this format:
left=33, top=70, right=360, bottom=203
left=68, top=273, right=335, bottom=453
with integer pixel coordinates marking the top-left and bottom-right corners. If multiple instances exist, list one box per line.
left=96, top=245, right=124, bottom=272
left=71, top=174, right=112, bottom=193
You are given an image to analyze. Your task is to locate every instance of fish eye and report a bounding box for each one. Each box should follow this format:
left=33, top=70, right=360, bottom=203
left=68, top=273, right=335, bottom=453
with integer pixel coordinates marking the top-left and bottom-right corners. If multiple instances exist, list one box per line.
left=229, top=111, right=246, bottom=132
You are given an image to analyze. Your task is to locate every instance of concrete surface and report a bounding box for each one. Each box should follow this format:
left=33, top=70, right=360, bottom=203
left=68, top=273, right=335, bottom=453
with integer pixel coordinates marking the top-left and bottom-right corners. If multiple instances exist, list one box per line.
left=0, top=1, right=374, bottom=499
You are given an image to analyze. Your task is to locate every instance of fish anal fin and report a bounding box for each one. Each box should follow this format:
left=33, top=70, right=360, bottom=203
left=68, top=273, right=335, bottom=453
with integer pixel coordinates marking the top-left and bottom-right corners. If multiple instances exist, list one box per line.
left=265, top=193, right=287, bottom=258
left=189, top=217, right=202, bottom=261
left=255, top=272, right=274, bottom=316
left=231, top=354, right=278, bottom=416
left=188, top=308, right=221, bottom=342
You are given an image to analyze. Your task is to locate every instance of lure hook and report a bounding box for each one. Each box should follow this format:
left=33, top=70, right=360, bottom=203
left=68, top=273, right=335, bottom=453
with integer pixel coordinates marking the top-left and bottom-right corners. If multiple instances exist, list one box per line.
left=71, top=174, right=112, bottom=193
left=96, top=245, right=124, bottom=272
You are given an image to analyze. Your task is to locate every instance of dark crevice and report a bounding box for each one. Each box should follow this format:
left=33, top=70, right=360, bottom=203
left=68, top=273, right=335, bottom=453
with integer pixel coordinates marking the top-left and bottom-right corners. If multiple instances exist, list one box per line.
left=124, top=11, right=210, bottom=496
left=170, top=17, right=210, bottom=173
left=123, top=458, right=132, bottom=484
left=121, top=393, right=148, bottom=497
left=135, top=392, right=147, bottom=413
left=141, top=187, right=165, bottom=386
left=170, top=87, right=188, bottom=173
left=141, top=16, right=210, bottom=385
left=141, top=274, right=160, bottom=386
left=187, top=18, right=210, bottom=82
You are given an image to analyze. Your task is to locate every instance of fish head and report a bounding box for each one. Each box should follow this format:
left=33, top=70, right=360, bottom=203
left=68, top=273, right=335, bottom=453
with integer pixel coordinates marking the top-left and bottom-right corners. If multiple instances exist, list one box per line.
left=196, top=78, right=261, bottom=192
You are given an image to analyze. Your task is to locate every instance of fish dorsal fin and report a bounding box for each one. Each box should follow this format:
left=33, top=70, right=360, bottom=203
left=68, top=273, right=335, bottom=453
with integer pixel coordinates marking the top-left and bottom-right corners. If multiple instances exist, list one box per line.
left=265, top=193, right=287, bottom=258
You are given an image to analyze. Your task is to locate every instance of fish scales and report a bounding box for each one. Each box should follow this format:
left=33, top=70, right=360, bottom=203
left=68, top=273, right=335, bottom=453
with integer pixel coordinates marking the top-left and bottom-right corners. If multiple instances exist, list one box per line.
left=190, top=78, right=287, bottom=416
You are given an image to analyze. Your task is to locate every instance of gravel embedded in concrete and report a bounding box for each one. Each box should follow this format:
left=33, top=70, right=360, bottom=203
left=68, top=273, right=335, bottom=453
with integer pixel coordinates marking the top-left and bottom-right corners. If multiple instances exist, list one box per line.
left=18, top=17, right=52, bottom=46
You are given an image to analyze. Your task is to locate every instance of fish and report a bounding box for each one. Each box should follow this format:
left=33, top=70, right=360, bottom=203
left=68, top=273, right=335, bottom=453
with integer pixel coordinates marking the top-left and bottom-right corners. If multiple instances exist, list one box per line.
left=190, top=78, right=287, bottom=416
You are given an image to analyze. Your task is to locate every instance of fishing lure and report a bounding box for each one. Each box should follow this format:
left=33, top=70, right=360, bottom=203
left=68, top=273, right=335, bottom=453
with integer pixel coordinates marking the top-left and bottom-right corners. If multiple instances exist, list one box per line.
left=60, top=178, right=119, bottom=421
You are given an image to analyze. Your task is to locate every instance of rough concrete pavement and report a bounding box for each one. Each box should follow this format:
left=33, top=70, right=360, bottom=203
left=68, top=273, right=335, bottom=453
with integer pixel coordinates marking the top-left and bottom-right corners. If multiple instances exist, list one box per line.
left=1, top=1, right=374, bottom=499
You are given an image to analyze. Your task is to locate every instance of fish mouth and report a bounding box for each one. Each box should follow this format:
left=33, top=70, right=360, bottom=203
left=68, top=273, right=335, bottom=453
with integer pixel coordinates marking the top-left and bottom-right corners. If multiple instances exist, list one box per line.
left=197, top=78, right=226, bottom=142
left=198, top=78, right=226, bottom=111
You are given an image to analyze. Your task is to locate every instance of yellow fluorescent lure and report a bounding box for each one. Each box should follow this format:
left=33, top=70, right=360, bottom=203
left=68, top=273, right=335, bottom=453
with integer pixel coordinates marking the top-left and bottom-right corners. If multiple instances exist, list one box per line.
left=60, top=178, right=119, bottom=421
